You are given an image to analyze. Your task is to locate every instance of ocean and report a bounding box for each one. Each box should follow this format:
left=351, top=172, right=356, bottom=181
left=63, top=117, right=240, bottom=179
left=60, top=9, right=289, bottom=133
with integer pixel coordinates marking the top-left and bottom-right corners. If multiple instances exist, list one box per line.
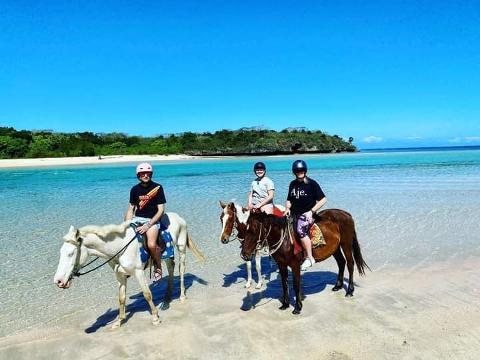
left=0, top=148, right=479, bottom=336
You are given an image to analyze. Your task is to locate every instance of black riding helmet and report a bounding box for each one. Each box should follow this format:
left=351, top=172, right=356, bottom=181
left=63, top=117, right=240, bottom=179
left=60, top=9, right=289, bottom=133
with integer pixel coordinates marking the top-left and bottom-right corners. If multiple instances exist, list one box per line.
left=292, top=160, right=307, bottom=173
left=253, top=162, right=266, bottom=172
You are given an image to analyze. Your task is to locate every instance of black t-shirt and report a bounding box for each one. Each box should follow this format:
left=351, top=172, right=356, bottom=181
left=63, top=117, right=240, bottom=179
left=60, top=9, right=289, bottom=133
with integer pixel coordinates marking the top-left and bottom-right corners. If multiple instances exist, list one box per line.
left=129, top=181, right=166, bottom=219
left=287, top=177, right=325, bottom=215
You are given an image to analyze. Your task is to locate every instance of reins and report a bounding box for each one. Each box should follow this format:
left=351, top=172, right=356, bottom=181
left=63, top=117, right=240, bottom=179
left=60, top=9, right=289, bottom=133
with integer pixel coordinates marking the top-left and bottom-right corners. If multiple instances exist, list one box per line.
left=69, top=230, right=139, bottom=278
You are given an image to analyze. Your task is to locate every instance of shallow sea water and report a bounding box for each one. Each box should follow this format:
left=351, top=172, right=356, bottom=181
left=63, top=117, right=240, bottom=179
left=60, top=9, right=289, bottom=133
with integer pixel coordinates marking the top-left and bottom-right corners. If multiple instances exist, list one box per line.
left=0, top=149, right=479, bottom=336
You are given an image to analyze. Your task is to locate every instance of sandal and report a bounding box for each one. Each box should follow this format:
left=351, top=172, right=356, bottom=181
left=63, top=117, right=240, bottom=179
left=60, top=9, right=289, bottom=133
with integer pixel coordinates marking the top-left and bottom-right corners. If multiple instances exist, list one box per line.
left=153, top=267, right=162, bottom=282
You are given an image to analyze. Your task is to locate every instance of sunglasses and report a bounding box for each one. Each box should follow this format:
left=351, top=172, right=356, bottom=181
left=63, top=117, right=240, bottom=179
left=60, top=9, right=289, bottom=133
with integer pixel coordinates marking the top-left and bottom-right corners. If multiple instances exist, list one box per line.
left=138, top=172, right=152, bottom=177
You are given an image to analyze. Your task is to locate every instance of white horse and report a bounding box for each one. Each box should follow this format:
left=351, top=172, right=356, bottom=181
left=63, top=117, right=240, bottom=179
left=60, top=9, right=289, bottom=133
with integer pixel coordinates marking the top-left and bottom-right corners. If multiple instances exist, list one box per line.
left=219, top=201, right=284, bottom=289
left=54, top=212, right=205, bottom=329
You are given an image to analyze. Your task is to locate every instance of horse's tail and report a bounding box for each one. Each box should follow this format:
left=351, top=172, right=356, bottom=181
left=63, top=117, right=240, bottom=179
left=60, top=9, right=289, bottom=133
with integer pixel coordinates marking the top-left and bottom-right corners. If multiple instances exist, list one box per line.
left=187, top=232, right=206, bottom=263
left=352, top=230, right=371, bottom=276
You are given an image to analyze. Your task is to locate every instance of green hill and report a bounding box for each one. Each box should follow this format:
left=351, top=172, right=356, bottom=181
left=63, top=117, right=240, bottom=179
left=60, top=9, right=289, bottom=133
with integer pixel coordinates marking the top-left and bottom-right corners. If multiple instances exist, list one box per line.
left=0, top=126, right=356, bottom=158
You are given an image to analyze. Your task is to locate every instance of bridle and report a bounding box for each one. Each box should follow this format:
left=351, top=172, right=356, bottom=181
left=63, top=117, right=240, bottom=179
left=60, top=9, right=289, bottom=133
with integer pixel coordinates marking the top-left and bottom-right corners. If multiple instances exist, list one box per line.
left=65, top=230, right=138, bottom=280
left=253, top=220, right=286, bottom=256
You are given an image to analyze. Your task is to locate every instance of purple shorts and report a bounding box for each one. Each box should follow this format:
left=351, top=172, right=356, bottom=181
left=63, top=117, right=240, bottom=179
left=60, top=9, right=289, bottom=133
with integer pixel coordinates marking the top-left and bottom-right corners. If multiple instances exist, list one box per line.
left=295, top=214, right=313, bottom=238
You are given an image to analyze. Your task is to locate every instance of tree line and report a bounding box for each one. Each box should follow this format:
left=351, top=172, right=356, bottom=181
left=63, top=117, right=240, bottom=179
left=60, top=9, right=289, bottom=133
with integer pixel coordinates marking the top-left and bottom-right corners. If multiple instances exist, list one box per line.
left=0, top=126, right=356, bottom=158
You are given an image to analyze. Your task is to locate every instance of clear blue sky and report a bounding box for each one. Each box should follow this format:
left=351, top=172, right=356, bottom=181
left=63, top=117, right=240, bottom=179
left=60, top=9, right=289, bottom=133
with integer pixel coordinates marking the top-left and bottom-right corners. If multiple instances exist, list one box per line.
left=1, top=1, right=479, bottom=148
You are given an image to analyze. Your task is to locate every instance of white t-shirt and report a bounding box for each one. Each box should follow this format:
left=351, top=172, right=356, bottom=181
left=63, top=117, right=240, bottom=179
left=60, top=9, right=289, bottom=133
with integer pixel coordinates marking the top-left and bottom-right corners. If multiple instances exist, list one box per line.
left=250, top=176, right=275, bottom=206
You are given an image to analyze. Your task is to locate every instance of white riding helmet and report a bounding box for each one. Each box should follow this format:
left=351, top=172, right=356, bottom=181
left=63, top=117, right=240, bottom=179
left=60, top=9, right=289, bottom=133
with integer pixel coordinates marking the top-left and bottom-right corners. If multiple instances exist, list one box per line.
left=136, top=162, right=153, bottom=174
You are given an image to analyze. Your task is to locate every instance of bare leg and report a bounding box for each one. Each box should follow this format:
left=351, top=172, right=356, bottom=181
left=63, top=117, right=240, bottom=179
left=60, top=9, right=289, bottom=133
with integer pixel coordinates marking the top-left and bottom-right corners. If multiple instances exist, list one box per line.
left=134, top=269, right=160, bottom=325
left=254, top=251, right=263, bottom=289
left=300, top=235, right=314, bottom=261
left=111, top=272, right=127, bottom=329
left=146, top=226, right=162, bottom=280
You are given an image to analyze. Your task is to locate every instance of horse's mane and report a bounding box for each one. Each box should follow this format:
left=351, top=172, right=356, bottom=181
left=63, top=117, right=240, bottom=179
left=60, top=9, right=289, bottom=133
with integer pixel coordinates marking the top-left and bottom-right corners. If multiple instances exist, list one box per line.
left=80, top=221, right=130, bottom=238
left=248, top=213, right=288, bottom=231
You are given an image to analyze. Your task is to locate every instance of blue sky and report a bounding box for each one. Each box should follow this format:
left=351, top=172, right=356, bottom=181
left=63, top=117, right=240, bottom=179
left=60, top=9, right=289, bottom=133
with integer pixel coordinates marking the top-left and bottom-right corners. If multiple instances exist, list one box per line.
left=1, top=1, right=479, bottom=148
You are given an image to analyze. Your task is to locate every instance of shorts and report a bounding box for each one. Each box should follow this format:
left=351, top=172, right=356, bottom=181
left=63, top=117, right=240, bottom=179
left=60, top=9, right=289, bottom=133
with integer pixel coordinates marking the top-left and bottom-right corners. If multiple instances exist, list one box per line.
left=294, top=214, right=313, bottom=238
left=131, top=216, right=160, bottom=229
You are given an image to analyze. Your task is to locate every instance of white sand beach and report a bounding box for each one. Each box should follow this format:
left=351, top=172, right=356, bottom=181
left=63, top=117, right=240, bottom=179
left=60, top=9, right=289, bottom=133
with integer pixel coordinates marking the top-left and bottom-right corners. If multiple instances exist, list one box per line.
left=0, top=155, right=197, bottom=169
left=1, top=257, right=479, bottom=360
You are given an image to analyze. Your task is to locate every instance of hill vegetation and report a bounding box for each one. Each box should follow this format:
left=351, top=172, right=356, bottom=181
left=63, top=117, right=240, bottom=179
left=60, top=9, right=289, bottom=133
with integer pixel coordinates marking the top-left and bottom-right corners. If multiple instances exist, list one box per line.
left=0, top=126, right=356, bottom=158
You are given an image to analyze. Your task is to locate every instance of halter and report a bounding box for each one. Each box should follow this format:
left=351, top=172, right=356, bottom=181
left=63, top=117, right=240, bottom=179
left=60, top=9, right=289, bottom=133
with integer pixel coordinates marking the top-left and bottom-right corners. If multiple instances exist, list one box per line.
left=65, top=230, right=138, bottom=279
left=253, top=220, right=286, bottom=256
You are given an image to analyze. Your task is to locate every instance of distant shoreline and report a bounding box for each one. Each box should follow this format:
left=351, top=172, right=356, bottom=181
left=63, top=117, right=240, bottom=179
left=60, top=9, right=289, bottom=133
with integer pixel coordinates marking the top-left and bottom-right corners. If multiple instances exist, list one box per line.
left=1, top=145, right=478, bottom=169
left=0, top=154, right=198, bottom=169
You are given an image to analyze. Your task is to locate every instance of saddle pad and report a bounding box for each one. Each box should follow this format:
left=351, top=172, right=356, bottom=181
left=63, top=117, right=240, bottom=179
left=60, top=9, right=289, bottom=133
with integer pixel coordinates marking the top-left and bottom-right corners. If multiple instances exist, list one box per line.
left=310, top=223, right=326, bottom=248
left=273, top=206, right=284, bottom=218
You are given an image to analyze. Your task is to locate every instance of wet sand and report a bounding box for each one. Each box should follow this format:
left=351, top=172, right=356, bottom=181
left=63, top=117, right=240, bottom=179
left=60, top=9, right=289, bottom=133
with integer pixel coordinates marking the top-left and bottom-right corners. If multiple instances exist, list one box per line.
left=1, top=257, right=479, bottom=360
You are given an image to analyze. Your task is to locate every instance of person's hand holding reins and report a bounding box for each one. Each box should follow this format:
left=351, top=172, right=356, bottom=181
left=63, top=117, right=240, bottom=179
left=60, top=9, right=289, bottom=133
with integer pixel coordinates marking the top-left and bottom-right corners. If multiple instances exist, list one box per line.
left=137, top=223, right=151, bottom=234
left=283, top=209, right=291, bottom=217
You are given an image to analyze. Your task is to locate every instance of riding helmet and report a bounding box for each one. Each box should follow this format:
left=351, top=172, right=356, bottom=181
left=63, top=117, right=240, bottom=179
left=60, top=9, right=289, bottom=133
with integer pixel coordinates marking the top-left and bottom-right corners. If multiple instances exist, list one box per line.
left=253, top=162, right=266, bottom=172
left=136, top=162, right=153, bottom=174
left=292, top=160, right=307, bottom=173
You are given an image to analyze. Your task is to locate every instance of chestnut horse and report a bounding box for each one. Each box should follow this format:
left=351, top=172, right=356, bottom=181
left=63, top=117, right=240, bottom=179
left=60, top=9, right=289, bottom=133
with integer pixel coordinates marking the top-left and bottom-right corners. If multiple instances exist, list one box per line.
left=240, top=209, right=369, bottom=314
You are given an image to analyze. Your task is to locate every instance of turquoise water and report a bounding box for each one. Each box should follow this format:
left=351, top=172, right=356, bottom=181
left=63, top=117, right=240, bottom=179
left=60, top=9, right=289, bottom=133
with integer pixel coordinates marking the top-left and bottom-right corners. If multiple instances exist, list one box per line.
left=1, top=148, right=479, bottom=336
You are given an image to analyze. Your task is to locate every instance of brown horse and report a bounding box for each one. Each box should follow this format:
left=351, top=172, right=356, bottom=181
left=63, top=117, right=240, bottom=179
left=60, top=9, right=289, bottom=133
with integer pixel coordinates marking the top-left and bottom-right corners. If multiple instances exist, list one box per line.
left=240, top=209, right=370, bottom=314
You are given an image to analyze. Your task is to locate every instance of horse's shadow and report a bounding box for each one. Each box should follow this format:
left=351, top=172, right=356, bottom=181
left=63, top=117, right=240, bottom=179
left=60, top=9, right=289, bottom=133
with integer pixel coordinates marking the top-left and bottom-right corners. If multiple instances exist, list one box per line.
left=222, top=256, right=278, bottom=287
left=84, top=273, right=208, bottom=333
left=240, top=270, right=351, bottom=311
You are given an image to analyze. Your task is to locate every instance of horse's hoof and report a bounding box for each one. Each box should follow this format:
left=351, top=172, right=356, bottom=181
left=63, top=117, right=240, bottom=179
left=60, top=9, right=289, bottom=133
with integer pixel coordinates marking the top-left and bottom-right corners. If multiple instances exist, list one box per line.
left=279, top=303, right=289, bottom=310
left=160, top=301, right=170, bottom=311
left=345, top=291, right=354, bottom=297
left=110, top=319, right=123, bottom=330
left=245, top=281, right=252, bottom=288
left=180, top=295, right=186, bottom=302
left=292, top=308, right=301, bottom=315
left=255, top=282, right=262, bottom=289
left=332, top=285, right=343, bottom=292
left=152, top=316, right=161, bottom=326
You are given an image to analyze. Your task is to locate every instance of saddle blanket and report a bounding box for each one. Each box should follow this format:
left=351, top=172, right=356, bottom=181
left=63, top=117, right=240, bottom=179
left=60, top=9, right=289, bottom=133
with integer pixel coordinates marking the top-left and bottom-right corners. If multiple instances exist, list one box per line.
left=131, top=223, right=175, bottom=262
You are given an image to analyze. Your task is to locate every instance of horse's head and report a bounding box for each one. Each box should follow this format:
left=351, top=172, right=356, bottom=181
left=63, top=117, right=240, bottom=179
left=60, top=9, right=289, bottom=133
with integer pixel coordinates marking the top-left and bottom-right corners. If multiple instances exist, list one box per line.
left=219, top=201, right=250, bottom=244
left=53, top=225, right=89, bottom=289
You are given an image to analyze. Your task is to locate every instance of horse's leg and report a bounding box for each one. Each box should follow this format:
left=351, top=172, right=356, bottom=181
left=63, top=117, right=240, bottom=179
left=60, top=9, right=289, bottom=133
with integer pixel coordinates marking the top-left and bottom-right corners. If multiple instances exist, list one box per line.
left=134, top=269, right=160, bottom=325
left=292, top=263, right=302, bottom=315
left=332, top=247, right=346, bottom=292
left=178, top=244, right=187, bottom=302
left=340, top=242, right=355, bottom=297
left=111, top=271, right=127, bottom=329
left=245, top=259, right=253, bottom=288
left=278, top=264, right=290, bottom=310
left=254, top=251, right=263, bottom=289
left=165, top=257, right=175, bottom=303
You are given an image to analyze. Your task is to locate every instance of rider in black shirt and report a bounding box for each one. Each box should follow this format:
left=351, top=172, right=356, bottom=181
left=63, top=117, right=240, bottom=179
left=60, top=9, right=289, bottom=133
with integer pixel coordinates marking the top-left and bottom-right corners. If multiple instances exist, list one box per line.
left=125, top=162, right=166, bottom=281
left=284, top=160, right=327, bottom=271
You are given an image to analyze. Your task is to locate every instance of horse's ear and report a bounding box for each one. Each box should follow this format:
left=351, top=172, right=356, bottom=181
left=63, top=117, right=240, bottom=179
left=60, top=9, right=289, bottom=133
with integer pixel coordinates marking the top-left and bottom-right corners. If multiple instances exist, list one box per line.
left=69, top=225, right=75, bottom=232
left=219, top=201, right=226, bottom=209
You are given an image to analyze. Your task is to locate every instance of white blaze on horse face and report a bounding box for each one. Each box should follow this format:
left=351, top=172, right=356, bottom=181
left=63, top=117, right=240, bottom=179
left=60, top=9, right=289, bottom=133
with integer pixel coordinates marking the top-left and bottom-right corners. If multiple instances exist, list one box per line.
left=54, top=242, right=77, bottom=288
left=235, top=204, right=250, bottom=225
left=220, top=206, right=231, bottom=241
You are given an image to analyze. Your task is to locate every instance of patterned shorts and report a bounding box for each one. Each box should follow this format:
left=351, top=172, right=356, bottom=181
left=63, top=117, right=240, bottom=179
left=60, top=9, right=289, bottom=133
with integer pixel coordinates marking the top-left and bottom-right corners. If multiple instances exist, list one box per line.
left=295, top=214, right=313, bottom=238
